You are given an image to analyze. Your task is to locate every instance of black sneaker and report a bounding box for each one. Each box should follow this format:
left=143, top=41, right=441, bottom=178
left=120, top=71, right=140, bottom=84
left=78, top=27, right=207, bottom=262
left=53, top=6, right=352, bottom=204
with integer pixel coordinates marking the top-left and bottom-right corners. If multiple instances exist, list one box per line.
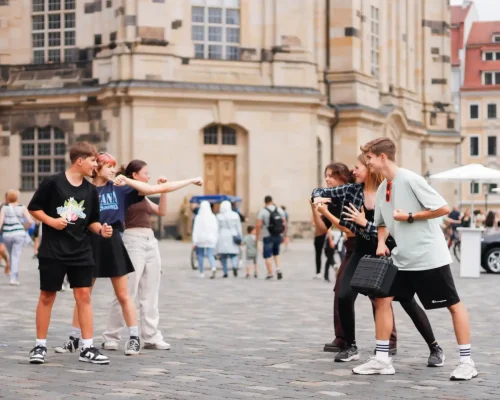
left=223, top=274, right=228, bottom=278
left=334, top=344, right=360, bottom=362
left=54, top=336, right=79, bottom=354
left=277, top=271, right=283, bottom=280
left=233, top=269, right=238, bottom=277
left=124, top=337, right=141, bottom=356
left=265, top=275, right=273, bottom=280
left=29, top=345, right=47, bottom=364
left=428, top=345, right=445, bottom=367
left=79, top=345, right=110, bottom=364
left=254, top=273, right=258, bottom=279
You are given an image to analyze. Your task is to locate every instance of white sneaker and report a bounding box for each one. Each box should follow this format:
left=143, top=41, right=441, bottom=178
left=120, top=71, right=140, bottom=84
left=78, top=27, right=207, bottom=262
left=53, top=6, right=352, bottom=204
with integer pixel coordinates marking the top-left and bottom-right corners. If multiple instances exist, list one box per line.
left=143, top=340, right=171, bottom=350
left=200, top=273, right=205, bottom=278
left=9, top=279, right=16, bottom=286
left=450, top=360, right=478, bottom=381
left=352, top=356, right=395, bottom=375
left=101, top=340, right=119, bottom=351
left=313, top=273, right=321, bottom=280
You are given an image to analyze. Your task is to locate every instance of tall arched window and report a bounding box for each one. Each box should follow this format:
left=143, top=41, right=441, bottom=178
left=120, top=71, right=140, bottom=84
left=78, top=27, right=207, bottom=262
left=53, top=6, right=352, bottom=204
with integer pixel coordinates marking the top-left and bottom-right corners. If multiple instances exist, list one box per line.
left=21, top=126, right=66, bottom=190
left=203, top=125, right=237, bottom=145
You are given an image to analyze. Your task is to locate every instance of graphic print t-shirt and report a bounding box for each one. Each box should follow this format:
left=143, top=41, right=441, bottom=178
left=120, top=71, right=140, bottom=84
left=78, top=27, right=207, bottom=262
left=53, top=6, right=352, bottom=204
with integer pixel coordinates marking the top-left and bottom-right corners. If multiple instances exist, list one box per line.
left=97, top=181, right=143, bottom=230
left=28, top=172, right=100, bottom=266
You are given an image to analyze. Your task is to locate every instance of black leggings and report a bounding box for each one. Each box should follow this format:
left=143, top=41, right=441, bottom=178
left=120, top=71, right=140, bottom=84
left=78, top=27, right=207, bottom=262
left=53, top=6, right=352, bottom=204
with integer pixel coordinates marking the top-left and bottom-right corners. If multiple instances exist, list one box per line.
left=338, top=250, right=436, bottom=346
left=314, top=234, right=326, bottom=275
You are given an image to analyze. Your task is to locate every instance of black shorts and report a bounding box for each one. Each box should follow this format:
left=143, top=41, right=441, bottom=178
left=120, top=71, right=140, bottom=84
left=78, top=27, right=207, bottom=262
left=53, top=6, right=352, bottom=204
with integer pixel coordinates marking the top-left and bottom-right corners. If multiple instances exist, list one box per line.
left=39, top=259, right=93, bottom=292
left=388, top=265, right=460, bottom=310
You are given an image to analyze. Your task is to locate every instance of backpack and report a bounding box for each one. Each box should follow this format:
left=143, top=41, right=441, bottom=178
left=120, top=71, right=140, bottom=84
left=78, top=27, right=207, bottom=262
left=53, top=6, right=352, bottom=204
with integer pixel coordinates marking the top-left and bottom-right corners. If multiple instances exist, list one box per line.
left=266, top=207, right=284, bottom=236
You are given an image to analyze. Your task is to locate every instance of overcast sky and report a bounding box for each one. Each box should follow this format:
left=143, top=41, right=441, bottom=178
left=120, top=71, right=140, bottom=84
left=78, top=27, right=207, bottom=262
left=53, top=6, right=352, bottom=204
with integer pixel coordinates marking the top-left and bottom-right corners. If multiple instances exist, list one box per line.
left=450, top=0, right=500, bottom=20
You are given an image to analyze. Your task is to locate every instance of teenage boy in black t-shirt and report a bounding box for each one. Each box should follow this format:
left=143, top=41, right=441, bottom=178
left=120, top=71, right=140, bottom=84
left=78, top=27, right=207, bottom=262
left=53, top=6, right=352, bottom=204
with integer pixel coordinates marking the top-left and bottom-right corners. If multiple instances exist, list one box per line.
left=27, top=142, right=113, bottom=365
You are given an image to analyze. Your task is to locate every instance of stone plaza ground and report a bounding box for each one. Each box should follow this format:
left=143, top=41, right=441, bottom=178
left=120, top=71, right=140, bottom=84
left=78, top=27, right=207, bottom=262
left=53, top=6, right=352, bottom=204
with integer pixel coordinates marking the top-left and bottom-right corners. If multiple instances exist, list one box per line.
left=0, top=239, right=499, bottom=399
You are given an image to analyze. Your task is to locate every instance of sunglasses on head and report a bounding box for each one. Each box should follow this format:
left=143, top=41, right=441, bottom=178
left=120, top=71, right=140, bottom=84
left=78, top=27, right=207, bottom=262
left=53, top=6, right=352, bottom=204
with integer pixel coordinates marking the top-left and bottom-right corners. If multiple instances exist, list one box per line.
left=386, top=181, right=392, bottom=202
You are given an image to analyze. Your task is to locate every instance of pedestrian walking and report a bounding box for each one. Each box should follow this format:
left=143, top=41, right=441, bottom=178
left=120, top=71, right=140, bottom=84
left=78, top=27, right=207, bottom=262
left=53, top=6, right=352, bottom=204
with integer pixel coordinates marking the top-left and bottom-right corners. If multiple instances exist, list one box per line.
left=216, top=200, right=242, bottom=278
left=243, top=225, right=258, bottom=278
left=0, top=190, right=33, bottom=285
left=192, top=201, right=218, bottom=278
left=256, top=196, right=286, bottom=280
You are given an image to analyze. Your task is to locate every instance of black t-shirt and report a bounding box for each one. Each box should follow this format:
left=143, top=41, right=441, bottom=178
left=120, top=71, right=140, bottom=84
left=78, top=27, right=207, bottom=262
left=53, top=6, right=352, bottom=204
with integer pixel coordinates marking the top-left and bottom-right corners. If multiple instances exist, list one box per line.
left=28, top=172, right=100, bottom=266
left=448, top=210, right=460, bottom=230
left=322, top=202, right=342, bottom=230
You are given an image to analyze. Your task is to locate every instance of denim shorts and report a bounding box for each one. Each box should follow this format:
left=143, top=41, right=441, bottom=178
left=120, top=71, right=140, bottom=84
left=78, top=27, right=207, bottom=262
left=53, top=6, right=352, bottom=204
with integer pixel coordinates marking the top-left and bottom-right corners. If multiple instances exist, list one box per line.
left=263, top=236, right=282, bottom=259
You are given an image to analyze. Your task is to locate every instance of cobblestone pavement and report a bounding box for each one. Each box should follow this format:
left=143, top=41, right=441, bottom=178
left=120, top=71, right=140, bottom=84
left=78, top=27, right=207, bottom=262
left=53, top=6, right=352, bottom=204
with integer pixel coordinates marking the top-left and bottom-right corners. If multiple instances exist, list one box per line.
left=0, top=240, right=499, bottom=399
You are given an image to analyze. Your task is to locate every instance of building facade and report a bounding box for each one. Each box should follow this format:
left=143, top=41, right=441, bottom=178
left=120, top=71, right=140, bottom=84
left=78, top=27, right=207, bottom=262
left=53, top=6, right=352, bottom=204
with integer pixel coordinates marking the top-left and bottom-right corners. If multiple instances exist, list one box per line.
left=460, top=20, right=500, bottom=211
left=0, top=0, right=459, bottom=235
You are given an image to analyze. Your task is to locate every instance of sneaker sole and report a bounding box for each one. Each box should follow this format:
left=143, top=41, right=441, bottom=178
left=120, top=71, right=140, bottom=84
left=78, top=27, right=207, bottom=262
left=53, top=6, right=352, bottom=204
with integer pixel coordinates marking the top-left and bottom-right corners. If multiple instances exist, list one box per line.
left=124, top=351, right=140, bottom=356
left=352, top=367, right=395, bottom=375
left=29, top=358, right=45, bottom=364
left=79, top=357, right=110, bottom=364
left=335, top=354, right=360, bottom=362
left=101, top=343, right=118, bottom=351
left=450, top=372, right=478, bottom=381
left=428, top=354, right=445, bottom=367
left=54, top=348, right=73, bottom=354
left=143, top=345, right=171, bottom=350
left=323, top=345, right=342, bottom=353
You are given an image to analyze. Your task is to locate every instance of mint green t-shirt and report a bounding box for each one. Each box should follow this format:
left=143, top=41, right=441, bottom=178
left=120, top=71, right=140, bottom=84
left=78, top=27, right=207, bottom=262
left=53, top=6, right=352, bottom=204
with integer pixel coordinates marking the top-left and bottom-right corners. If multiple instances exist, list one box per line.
left=374, top=168, right=452, bottom=271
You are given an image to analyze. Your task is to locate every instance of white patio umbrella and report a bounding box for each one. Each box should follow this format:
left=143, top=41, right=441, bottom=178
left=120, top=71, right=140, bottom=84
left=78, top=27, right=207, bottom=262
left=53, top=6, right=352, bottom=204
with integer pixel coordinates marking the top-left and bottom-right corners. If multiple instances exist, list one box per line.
left=430, top=164, right=500, bottom=225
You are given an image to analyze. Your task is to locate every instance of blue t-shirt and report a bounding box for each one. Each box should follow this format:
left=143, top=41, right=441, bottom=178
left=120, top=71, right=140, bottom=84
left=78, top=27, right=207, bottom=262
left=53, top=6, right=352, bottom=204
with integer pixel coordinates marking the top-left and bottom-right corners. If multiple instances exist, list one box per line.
left=97, top=181, right=143, bottom=230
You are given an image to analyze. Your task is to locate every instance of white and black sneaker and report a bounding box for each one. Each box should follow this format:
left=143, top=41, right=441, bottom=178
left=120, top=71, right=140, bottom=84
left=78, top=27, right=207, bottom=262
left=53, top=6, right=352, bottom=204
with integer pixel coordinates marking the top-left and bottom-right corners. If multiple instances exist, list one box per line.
left=29, top=345, right=47, bottom=364
left=54, top=336, right=79, bottom=354
left=334, top=344, right=360, bottom=362
left=277, top=271, right=283, bottom=280
left=124, top=336, right=141, bottom=356
left=79, top=345, right=110, bottom=364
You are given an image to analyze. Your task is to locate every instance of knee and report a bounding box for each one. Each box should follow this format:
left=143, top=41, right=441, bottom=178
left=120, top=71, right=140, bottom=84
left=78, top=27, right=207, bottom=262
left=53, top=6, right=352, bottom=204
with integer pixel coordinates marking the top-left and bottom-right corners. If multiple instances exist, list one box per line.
left=116, top=290, right=130, bottom=306
left=448, top=301, right=463, bottom=315
left=74, top=288, right=91, bottom=304
left=375, top=298, right=392, bottom=311
left=39, top=291, right=57, bottom=306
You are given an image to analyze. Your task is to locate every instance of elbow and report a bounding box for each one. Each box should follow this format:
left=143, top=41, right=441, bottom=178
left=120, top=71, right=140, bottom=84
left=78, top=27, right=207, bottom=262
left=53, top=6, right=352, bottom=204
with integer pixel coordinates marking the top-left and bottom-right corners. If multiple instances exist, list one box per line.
left=158, top=210, right=167, bottom=217
left=441, top=205, right=451, bottom=216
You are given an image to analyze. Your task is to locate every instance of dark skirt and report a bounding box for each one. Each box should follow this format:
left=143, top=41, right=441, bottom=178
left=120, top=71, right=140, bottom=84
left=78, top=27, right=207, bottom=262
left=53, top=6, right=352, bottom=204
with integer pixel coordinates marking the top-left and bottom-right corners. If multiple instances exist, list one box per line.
left=91, top=230, right=135, bottom=278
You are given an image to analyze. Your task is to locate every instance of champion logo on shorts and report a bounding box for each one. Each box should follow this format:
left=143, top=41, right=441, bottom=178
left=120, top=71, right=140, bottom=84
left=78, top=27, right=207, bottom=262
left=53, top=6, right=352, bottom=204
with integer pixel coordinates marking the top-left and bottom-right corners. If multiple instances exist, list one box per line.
left=432, top=299, right=447, bottom=304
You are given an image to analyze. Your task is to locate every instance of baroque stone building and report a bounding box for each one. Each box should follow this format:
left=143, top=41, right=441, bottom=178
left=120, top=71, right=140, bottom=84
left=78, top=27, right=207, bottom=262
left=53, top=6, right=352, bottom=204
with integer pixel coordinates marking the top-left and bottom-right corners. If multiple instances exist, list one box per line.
left=0, top=0, right=459, bottom=234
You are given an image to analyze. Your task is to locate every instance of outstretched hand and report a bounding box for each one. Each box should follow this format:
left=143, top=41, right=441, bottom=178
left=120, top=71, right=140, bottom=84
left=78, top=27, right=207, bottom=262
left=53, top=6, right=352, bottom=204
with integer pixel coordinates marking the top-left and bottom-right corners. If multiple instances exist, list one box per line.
left=191, top=177, right=203, bottom=186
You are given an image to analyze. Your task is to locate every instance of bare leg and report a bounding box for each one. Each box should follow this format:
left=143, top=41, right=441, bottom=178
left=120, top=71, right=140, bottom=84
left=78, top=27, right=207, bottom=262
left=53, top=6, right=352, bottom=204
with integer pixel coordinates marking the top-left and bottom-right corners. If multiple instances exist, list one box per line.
left=71, top=279, right=96, bottom=330
left=36, top=291, right=57, bottom=338
left=448, top=302, right=471, bottom=345
left=375, top=297, right=394, bottom=340
left=111, top=275, right=138, bottom=328
left=265, top=258, right=273, bottom=276
left=73, top=287, right=93, bottom=339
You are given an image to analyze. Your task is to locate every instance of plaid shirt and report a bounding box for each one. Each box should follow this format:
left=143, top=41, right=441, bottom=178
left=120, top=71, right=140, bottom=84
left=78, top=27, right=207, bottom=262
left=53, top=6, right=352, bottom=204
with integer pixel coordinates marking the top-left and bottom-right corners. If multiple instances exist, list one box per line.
left=311, top=183, right=378, bottom=240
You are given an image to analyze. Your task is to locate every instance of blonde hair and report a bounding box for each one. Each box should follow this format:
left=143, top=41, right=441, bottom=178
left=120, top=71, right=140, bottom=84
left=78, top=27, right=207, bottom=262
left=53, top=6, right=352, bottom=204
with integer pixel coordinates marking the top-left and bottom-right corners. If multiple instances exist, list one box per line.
left=357, top=154, right=384, bottom=192
left=5, top=189, right=19, bottom=203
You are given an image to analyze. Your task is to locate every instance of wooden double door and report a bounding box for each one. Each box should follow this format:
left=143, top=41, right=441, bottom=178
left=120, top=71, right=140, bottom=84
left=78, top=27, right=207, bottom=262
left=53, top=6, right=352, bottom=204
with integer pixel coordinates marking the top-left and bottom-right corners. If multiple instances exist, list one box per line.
left=204, top=155, right=236, bottom=196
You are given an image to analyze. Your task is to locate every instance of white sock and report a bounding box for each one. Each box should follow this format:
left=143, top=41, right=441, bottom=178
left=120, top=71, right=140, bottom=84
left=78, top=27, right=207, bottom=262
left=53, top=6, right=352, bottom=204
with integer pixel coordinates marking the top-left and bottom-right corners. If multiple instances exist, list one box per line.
left=71, top=327, right=81, bottom=339
left=458, top=344, right=471, bottom=363
left=129, top=326, right=139, bottom=337
left=81, top=338, right=93, bottom=349
left=35, top=338, right=47, bottom=347
left=375, top=340, right=390, bottom=361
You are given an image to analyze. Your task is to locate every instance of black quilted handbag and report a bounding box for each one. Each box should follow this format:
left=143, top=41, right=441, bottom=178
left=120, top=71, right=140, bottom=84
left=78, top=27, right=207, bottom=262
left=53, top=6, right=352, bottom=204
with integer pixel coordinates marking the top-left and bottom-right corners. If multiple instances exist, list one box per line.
left=350, top=255, right=398, bottom=297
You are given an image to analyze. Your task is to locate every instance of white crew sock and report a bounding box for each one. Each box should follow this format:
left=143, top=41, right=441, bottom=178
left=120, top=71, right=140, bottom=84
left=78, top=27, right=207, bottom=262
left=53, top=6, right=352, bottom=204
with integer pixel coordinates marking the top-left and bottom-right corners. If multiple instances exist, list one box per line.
left=375, top=340, right=390, bottom=361
left=129, top=326, right=139, bottom=337
left=81, top=338, right=93, bottom=349
left=35, top=338, right=47, bottom=347
left=71, top=327, right=81, bottom=339
left=458, top=344, right=471, bottom=363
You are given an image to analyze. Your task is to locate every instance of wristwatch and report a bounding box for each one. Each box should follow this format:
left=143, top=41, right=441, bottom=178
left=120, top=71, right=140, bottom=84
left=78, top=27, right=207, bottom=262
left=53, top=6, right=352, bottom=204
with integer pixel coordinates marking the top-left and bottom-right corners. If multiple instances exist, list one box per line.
left=407, top=212, right=414, bottom=224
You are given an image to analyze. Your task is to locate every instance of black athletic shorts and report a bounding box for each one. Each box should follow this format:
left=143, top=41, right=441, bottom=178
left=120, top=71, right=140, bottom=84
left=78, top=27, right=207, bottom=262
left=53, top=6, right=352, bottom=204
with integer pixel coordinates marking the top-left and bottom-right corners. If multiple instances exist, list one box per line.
left=38, top=258, right=93, bottom=292
left=387, top=265, right=460, bottom=310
